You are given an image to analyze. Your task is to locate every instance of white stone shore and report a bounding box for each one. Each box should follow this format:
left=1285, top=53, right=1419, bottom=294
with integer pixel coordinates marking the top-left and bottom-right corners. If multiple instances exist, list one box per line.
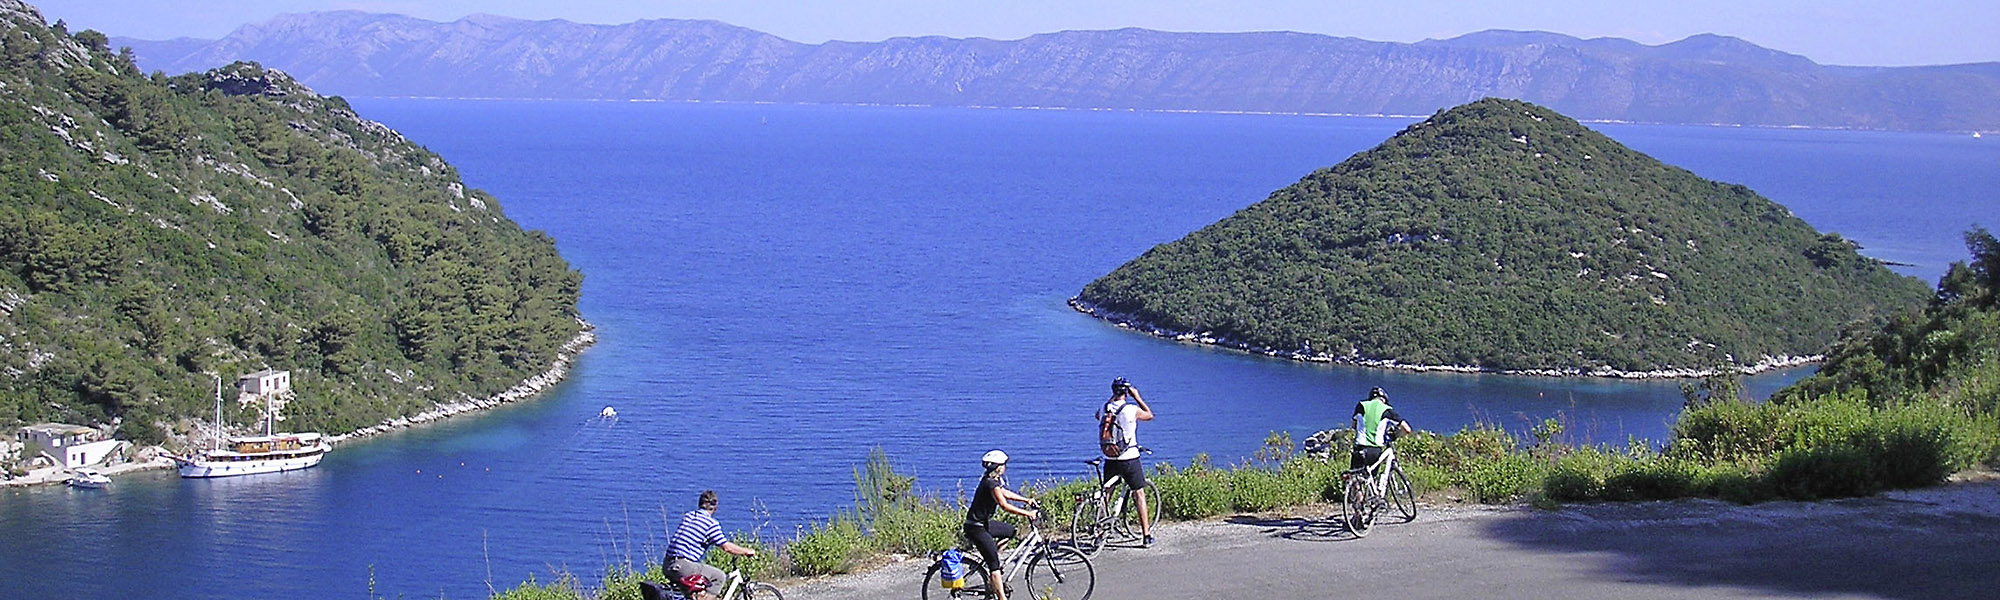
left=1068, top=298, right=1820, bottom=379
left=327, top=322, right=597, bottom=445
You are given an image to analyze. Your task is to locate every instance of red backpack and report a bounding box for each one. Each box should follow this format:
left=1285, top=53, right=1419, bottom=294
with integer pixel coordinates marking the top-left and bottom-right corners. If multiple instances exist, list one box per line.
left=1099, top=400, right=1128, bottom=458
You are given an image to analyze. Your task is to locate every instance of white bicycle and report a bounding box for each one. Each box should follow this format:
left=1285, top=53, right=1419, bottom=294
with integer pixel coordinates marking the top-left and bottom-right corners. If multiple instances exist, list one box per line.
left=1341, top=444, right=1416, bottom=538
left=922, top=515, right=1095, bottom=600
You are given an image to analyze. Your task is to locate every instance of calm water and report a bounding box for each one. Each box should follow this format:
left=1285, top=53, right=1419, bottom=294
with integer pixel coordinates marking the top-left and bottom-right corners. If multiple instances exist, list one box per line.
left=4, top=102, right=1996, bottom=599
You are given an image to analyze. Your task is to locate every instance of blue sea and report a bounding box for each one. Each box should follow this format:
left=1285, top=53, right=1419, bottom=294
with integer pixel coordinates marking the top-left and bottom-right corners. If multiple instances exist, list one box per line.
left=3, top=102, right=1995, bottom=599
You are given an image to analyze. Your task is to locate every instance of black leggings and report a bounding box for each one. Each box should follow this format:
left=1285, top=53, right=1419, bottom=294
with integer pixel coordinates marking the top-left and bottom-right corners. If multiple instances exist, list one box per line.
left=964, top=521, right=1017, bottom=569
left=1351, top=445, right=1387, bottom=471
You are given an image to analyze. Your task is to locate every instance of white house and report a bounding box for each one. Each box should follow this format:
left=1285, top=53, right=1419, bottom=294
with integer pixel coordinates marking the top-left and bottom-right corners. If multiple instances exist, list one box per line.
left=237, top=369, right=291, bottom=397
left=18, top=423, right=124, bottom=468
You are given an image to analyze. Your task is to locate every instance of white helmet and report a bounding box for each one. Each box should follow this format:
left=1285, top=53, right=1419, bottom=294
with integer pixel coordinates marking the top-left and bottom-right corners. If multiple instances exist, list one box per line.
left=981, top=450, right=1009, bottom=469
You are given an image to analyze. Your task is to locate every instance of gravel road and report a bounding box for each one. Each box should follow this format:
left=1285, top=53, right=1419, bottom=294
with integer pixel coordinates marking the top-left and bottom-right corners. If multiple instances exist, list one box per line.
left=783, top=477, right=2000, bottom=600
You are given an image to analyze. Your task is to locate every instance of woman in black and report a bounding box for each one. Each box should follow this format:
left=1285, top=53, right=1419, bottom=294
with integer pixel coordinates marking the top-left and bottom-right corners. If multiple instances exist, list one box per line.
left=965, top=449, right=1039, bottom=600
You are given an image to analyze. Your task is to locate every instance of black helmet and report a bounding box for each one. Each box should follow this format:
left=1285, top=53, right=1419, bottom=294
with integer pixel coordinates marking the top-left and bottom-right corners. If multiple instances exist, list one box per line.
left=1368, top=387, right=1387, bottom=400
left=1111, top=377, right=1131, bottom=392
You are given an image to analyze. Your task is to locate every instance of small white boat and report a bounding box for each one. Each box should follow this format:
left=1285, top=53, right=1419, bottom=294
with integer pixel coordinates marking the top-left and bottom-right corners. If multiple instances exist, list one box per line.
left=67, top=468, right=110, bottom=489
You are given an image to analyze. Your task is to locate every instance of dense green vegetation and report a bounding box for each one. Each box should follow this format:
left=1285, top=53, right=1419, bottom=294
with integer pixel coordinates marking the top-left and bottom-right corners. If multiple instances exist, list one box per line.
left=0, top=4, right=583, bottom=442
left=1078, top=98, right=1930, bottom=373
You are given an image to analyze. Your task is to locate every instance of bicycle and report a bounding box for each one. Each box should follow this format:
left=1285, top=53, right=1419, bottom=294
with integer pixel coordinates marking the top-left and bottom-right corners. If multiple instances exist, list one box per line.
left=641, top=554, right=783, bottom=600
left=922, top=512, right=1095, bottom=600
left=1068, top=447, right=1152, bottom=557
left=1340, top=442, right=1415, bottom=538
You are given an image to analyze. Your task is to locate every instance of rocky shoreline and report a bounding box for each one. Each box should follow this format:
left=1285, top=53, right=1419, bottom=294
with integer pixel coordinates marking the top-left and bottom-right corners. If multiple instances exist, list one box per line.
left=2, top=321, right=597, bottom=487
left=328, top=321, right=597, bottom=444
left=1069, top=298, right=1820, bottom=379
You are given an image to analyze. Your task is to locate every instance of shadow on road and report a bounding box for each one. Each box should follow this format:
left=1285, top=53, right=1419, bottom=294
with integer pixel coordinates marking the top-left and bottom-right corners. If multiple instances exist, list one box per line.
left=1223, top=514, right=1360, bottom=543
left=1474, top=497, right=2000, bottom=600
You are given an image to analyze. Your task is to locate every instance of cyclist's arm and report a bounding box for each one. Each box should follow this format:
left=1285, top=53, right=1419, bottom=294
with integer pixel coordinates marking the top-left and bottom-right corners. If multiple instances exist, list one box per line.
left=1383, top=407, right=1412, bottom=438
left=995, top=486, right=1039, bottom=517
left=1126, top=387, right=1154, bottom=421
left=719, top=540, right=757, bottom=557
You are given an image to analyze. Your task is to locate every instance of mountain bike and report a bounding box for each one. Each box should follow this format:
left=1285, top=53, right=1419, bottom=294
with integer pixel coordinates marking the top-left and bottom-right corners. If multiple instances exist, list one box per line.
left=922, top=513, right=1095, bottom=600
left=1068, top=447, right=1152, bottom=557
left=1341, top=443, right=1415, bottom=538
left=641, top=554, right=783, bottom=600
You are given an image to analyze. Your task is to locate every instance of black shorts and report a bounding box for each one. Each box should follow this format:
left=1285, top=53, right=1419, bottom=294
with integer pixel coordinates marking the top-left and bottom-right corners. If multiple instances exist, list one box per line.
left=1351, top=445, right=1387, bottom=471
left=1103, top=457, right=1149, bottom=491
left=963, top=520, right=1016, bottom=569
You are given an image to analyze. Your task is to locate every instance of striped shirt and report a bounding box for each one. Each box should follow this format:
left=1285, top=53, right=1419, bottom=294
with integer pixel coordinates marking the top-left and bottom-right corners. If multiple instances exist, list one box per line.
left=668, top=509, right=727, bottom=562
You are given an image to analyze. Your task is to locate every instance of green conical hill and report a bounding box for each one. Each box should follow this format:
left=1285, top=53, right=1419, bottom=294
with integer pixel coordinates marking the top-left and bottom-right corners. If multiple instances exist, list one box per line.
left=0, top=1, right=583, bottom=440
left=1075, top=98, right=1931, bottom=375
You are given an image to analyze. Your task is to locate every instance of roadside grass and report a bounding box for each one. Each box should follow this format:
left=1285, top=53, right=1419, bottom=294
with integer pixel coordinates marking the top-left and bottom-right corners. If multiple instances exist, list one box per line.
left=490, top=390, right=2000, bottom=599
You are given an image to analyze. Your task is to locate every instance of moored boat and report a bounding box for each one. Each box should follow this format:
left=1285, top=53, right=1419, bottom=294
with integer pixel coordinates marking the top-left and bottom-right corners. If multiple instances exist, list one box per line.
left=170, top=432, right=329, bottom=478
left=169, top=373, right=330, bottom=479
left=66, top=467, right=110, bottom=489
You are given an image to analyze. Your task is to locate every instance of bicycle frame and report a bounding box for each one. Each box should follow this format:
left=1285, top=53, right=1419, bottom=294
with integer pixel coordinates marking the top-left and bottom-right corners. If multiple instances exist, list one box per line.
left=993, top=522, right=1048, bottom=581
left=1083, top=447, right=1150, bottom=527
left=1365, top=447, right=1398, bottom=496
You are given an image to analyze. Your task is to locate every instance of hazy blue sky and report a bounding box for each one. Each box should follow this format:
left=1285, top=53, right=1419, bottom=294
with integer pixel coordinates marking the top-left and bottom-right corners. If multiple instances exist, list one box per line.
left=28, top=0, right=2000, bottom=67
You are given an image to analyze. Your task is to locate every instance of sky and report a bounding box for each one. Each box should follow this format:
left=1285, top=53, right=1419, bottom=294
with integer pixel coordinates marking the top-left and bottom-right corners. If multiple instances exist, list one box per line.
left=26, top=0, right=2000, bottom=67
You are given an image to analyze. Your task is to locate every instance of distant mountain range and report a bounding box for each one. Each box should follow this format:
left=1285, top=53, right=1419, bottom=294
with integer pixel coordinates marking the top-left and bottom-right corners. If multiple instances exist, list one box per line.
left=115, top=12, right=2000, bottom=132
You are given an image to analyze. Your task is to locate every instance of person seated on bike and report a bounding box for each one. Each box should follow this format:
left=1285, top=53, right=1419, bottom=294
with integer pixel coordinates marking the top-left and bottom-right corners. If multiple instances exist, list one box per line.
left=1100, top=376, right=1157, bottom=547
left=663, top=490, right=759, bottom=600
left=966, top=450, right=1039, bottom=600
left=1351, top=387, right=1412, bottom=474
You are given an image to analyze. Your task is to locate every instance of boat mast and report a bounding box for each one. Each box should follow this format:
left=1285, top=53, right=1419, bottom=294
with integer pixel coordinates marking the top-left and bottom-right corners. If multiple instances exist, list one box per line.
left=212, top=375, right=224, bottom=452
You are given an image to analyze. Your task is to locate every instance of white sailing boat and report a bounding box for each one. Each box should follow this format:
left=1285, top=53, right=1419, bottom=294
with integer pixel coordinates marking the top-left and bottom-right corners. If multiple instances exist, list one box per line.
left=169, top=375, right=330, bottom=478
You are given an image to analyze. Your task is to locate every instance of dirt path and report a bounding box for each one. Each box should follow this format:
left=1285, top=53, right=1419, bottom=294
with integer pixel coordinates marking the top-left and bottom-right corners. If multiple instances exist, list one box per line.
left=784, top=477, right=2000, bottom=599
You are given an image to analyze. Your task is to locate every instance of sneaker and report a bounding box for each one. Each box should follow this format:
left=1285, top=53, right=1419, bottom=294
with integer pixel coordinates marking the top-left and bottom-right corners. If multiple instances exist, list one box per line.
left=1142, top=535, right=1155, bottom=548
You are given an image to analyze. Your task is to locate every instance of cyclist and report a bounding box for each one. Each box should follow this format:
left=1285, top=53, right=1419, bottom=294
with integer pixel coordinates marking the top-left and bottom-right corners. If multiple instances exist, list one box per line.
left=966, top=450, right=1039, bottom=600
left=663, top=490, right=759, bottom=600
left=1099, top=377, right=1157, bottom=547
left=1352, top=387, right=1412, bottom=477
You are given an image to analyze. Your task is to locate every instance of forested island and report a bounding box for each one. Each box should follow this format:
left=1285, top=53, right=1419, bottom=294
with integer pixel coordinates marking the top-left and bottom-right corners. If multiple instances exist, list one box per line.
left=0, top=0, right=586, bottom=444
left=1076, top=99, right=1931, bottom=376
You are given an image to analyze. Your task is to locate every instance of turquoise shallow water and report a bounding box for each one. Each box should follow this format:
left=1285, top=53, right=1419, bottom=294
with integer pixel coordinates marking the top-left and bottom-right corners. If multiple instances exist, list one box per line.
left=3, top=102, right=1994, bottom=599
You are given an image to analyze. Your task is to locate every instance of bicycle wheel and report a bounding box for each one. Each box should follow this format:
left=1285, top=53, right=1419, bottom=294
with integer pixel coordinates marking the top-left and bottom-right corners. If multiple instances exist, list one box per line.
left=1022, top=545, right=1094, bottom=600
left=1387, top=468, right=1417, bottom=523
left=921, top=556, right=994, bottom=600
left=735, top=582, right=782, bottom=600
left=1068, top=493, right=1106, bottom=557
left=1342, top=473, right=1372, bottom=538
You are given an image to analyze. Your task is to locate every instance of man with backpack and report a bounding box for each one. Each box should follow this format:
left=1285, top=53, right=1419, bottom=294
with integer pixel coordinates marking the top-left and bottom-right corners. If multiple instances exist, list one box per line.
left=1098, top=377, right=1156, bottom=547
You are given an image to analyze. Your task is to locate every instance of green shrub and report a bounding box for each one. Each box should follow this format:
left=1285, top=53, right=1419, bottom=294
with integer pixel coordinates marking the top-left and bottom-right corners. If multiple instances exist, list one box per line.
left=1542, top=462, right=1603, bottom=502
left=490, top=574, right=581, bottom=600
left=1697, top=464, right=1774, bottom=504
left=1228, top=468, right=1301, bottom=512
left=1670, top=398, right=1782, bottom=462
left=1031, top=479, right=1095, bottom=532
left=1278, top=456, right=1345, bottom=501
left=1461, top=454, right=1544, bottom=504
left=1151, top=468, right=1231, bottom=519
left=1601, top=460, right=1697, bottom=501
left=1400, top=464, right=1451, bottom=498
left=594, top=563, right=663, bottom=600
left=1766, top=445, right=1879, bottom=500
left=868, top=500, right=963, bottom=556
left=785, top=517, right=864, bottom=576
left=721, top=535, right=780, bottom=582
